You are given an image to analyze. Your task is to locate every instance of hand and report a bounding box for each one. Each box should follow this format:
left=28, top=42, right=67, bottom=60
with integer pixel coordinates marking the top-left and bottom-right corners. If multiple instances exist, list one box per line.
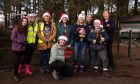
left=46, top=39, right=49, bottom=43
left=79, top=29, right=83, bottom=34
left=100, top=37, right=105, bottom=42
left=93, top=40, right=96, bottom=44
left=68, top=45, right=71, bottom=48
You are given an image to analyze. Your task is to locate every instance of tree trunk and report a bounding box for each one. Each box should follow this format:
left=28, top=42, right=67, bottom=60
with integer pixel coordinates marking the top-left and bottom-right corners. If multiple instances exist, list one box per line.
left=134, top=0, right=138, bottom=15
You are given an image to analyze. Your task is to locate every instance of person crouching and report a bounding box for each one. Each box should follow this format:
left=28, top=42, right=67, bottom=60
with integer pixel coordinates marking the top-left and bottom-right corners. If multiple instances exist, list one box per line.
left=49, top=35, right=73, bottom=80
left=88, top=19, right=110, bottom=77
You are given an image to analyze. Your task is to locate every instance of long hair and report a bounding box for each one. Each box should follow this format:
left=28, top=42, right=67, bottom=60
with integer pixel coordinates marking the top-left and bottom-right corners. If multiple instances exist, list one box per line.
left=76, top=18, right=86, bottom=26
left=16, top=18, right=28, bottom=35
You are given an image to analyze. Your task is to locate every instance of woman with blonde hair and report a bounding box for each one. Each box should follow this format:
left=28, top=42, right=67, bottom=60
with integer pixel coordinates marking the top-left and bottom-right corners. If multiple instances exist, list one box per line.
left=73, top=14, right=90, bottom=72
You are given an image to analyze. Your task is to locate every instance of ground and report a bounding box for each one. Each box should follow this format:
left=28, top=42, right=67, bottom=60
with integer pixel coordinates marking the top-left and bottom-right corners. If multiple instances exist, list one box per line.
left=0, top=30, right=140, bottom=84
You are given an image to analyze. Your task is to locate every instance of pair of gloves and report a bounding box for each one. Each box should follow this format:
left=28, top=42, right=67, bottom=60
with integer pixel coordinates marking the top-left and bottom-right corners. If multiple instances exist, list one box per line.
left=93, top=37, right=105, bottom=44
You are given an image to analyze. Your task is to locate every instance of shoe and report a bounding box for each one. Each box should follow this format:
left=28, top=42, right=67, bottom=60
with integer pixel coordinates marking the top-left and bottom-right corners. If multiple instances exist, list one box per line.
left=25, top=64, right=32, bottom=75
left=44, top=67, right=50, bottom=73
left=52, top=70, right=60, bottom=80
left=40, top=67, right=45, bottom=73
left=74, top=67, right=78, bottom=73
left=80, top=67, right=84, bottom=73
left=94, top=66, right=99, bottom=72
left=13, top=76, right=20, bottom=82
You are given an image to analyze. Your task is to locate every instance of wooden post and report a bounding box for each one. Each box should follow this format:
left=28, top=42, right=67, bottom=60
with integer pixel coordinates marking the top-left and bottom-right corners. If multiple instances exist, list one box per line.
left=128, top=30, right=132, bottom=61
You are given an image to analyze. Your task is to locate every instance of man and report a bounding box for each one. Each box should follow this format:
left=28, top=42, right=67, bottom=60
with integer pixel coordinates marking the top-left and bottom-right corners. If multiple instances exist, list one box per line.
left=86, top=14, right=94, bottom=67
left=102, top=10, right=115, bottom=69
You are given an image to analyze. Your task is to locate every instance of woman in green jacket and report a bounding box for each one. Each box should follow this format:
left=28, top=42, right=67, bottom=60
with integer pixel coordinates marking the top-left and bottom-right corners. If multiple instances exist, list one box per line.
left=56, top=13, right=73, bottom=47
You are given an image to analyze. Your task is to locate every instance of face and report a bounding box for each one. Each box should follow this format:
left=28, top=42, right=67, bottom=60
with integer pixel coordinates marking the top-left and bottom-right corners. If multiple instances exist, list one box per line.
left=78, top=17, right=84, bottom=24
left=103, top=11, right=109, bottom=20
left=94, top=22, right=100, bottom=28
left=86, top=15, right=92, bottom=23
left=59, top=39, right=66, bottom=46
left=28, top=16, right=36, bottom=23
left=62, top=17, right=68, bottom=23
left=44, top=15, right=50, bottom=22
left=22, top=19, right=28, bottom=26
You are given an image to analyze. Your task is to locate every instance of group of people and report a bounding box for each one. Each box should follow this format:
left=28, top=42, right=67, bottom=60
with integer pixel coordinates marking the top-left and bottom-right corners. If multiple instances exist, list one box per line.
left=11, top=10, right=115, bottom=81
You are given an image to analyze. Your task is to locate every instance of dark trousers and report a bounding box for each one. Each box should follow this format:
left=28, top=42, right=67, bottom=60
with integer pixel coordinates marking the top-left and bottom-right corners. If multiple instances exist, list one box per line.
left=40, top=49, right=50, bottom=67
left=22, top=44, right=35, bottom=64
left=106, top=42, right=114, bottom=68
left=50, top=60, right=73, bottom=77
left=14, top=51, right=24, bottom=76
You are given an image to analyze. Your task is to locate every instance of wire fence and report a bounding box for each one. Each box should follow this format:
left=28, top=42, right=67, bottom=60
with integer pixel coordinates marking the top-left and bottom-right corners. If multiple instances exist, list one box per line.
left=0, top=47, right=40, bottom=69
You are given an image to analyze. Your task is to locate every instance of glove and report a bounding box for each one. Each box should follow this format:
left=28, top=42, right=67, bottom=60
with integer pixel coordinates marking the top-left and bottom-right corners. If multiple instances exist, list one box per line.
left=100, top=37, right=105, bottom=42
left=93, top=40, right=96, bottom=44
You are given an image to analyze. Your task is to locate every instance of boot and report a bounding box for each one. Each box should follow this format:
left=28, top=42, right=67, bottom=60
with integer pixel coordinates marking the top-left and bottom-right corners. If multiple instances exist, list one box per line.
left=52, top=70, right=60, bottom=80
left=25, top=64, right=32, bottom=75
left=18, top=64, right=23, bottom=75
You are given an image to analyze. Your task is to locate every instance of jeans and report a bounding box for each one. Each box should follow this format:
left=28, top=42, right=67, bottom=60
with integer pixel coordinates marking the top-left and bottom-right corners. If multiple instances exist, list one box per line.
left=74, top=42, right=87, bottom=67
left=90, top=50, right=108, bottom=69
left=40, top=49, right=50, bottom=67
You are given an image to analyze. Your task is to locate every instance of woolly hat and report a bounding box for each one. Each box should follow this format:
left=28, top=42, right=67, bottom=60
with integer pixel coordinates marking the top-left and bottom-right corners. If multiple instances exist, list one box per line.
left=58, top=35, right=68, bottom=41
left=78, top=13, right=85, bottom=20
left=94, top=19, right=103, bottom=28
left=43, top=12, right=51, bottom=17
left=28, top=13, right=36, bottom=17
left=59, top=13, right=69, bottom=21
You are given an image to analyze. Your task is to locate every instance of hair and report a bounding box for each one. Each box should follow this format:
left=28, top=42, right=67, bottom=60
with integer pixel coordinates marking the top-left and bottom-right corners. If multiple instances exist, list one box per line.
left=103, top=9, right=109, bottom=14
left=76, top=18, right=86, bottom=26
left=16, top=18, right=28, bottom=35
left=41, top=12, right=52, bottom=23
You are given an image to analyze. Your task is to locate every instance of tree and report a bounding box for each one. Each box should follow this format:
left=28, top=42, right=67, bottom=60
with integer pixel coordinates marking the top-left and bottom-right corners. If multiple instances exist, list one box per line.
left=134, top=0, right=138, bottom=15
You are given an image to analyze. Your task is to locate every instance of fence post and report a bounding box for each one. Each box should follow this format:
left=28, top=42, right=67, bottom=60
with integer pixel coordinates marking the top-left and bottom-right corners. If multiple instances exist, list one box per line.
left=128, top=30, right=132, bottom=61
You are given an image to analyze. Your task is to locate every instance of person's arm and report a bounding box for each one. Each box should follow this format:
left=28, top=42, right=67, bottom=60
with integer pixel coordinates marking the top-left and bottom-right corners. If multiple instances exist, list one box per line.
left=88, top=32, right=96, bottom=43
left=11, top=27, right=21, bottom=43
left=48, top=23, right=56, bottom=42
left=69, top=25, right=73, bottom=45
left=37, top=26, right=46, bottom=42
left=73, top=25, right=79, bottom=37
left=49, top=44, right=58, bottom=64
left=102, top=31, right=109, bottom=41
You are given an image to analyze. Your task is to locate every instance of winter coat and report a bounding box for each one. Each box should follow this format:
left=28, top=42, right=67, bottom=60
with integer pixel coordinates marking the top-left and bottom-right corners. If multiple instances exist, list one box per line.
left=11, top=27, right=27, bottom=51
left=88, top=29, right=109, bottom=50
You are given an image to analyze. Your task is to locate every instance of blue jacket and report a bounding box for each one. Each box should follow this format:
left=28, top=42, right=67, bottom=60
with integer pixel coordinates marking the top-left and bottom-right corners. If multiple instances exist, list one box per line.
left=88, top=29, right=109, bottom=50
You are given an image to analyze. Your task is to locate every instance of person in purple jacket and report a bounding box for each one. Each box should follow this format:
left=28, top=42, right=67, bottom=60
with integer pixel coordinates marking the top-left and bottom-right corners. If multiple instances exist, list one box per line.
left=11, top=17, right=28, bottom=81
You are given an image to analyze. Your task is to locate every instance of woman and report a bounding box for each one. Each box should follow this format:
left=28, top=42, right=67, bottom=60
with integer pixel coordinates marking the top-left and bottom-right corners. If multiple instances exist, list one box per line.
left=73, top=14, right=90, bottom=72
left=11, top=17, right=28, bottom=81
left=57, top=13, right=73, bottom=47
left=37, top=12, right=56, bottom=73
left=49, top=35, right=73, bottom=80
